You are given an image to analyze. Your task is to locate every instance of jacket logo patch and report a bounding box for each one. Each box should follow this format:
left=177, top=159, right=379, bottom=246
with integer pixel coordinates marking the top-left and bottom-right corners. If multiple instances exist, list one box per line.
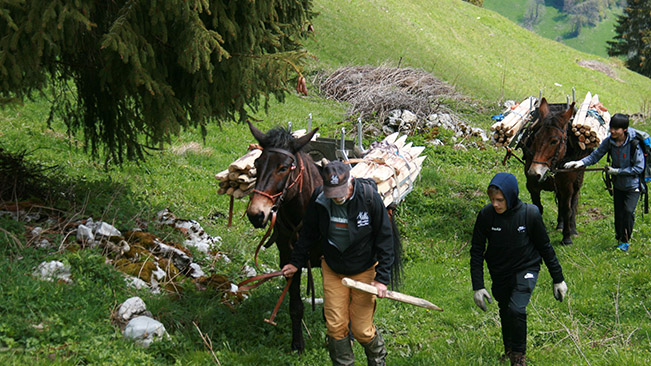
left=357, top=212, right=370, bottom=227
left=517, top=225, right=526, bottom=233
left=491, top=227, right=501, bottom=231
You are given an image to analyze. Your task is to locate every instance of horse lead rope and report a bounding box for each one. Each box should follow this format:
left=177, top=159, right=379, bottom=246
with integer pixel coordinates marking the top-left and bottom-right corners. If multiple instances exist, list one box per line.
left=236, top=269, right=293, bottom=326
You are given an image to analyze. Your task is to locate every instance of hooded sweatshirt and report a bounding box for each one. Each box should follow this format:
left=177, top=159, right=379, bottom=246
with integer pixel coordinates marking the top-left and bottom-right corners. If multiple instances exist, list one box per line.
left=470, top=173, right=564, bottom=290
left=580, top=127, right=645, bottom=191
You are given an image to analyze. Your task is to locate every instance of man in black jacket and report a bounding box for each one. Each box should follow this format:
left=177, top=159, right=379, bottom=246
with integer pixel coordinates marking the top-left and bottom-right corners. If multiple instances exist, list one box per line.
left=282, top=161, right=394, bottom=366
left=470, top=172, right=568, bottom=366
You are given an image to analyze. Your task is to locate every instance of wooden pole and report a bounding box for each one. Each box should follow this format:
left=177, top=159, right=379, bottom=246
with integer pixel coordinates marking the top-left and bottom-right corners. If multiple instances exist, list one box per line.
left=341, top=278, right=443, bottom=311
left=228, top=195, right=234, bottom=227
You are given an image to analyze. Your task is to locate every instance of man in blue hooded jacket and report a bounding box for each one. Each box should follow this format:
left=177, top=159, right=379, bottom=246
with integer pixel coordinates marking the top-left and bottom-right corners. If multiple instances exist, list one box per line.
left=564, top=113, right=646, bottom=252
left=470, top=172, right=567, bottom=366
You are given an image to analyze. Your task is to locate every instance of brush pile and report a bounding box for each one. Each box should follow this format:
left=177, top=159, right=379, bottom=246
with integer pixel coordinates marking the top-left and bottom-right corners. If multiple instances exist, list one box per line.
left=571, top=92, right=610, bottom=150
left=350, top=132, right=426, bottom=207
left=490, top=96, right=537, bottom=147
left=315, top=65, right=469, bottom=130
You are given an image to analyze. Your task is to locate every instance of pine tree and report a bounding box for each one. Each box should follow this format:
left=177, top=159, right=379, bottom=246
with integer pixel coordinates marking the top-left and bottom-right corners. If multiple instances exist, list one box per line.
left=607, top=0, right=651, bottom=78
left=0, top=0, right=314, bottom=163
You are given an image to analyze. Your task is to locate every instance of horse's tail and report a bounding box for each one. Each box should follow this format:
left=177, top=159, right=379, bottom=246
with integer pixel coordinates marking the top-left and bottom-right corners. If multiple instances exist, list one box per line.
left=387, top=204, right=403, bottom=291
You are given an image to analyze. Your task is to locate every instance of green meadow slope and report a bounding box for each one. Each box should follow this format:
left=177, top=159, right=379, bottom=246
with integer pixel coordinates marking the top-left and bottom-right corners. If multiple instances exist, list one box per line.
left=307, top=0, right=651, bottom=114
left=1, top=1, right=650, bottom=365
left=484, top=0, right=622, bottom=59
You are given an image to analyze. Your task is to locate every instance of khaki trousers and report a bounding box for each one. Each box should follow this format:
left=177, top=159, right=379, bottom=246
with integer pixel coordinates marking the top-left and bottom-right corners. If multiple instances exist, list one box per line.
left=322, top=259, right=377, bottom=343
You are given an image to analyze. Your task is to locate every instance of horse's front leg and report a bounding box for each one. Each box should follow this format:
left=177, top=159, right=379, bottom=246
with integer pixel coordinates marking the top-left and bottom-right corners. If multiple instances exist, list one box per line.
left=289, top=270, right=305, bottom=353
left=526, top=179, right=544, bottom=215
left=569, top=173, right=585, bottom=236
left=556, top=188, right=574, bottom=245
left=569, top=186, right=581, bottom=236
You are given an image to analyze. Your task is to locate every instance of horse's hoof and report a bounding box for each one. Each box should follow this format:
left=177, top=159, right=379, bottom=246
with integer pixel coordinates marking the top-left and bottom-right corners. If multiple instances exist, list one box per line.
left=561, top=238, right=573, bottom=245
left=291, top=342, right=305, bottom=354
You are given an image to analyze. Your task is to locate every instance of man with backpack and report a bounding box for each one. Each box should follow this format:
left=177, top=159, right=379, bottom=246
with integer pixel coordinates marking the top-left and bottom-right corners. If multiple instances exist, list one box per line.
left=282, top=161, right=395, bottom=366
left=564, top=113, right=647, bottom=252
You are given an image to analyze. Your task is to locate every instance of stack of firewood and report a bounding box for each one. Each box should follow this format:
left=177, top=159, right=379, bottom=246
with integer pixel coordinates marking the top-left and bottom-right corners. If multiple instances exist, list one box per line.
left=490, top=96, right=537, bottom=147
left=215, top=147, right=261, bottom=199
left=215, top=130, right=316, bottom=200
left=350, top=132, right=426, bottom=207
left=571, top=92, right=610, bottom=150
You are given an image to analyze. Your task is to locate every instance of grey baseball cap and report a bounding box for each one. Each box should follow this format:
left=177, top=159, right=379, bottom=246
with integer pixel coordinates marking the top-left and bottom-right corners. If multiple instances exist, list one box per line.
left=320, top=161, right=351, bottom=198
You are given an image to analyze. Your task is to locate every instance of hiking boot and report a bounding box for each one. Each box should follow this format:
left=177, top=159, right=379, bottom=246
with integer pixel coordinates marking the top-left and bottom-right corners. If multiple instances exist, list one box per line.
left=327, top=336, right=355, bottom=366
left=509, top=351, right=526, bottom=366
left=360, top=332, right=387, bottom=366
left=617, top=242, right=630, bottom=252
left=497, top=346, right=512, bottom=363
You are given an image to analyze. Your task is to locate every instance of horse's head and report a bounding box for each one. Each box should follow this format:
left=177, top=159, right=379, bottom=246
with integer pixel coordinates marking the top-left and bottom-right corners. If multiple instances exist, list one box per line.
left=246, top=121, right=319, bottom=228
left=527, top=98, right=575, bottom=182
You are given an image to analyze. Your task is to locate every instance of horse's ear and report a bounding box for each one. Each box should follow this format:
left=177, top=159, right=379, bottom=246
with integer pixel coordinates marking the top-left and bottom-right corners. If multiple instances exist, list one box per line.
left=563, top=102, right=575, bottom=121
left=292, top=127, right=319, bottom=152
left=539, top=97, right=549, bottom=119
left=555, top=102, right=575, bottom=129
left=248, top=121, right=268, bottom=147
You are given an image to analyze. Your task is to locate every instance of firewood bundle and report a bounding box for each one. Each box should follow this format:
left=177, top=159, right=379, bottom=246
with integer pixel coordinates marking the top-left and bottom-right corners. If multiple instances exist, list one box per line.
left=350, top=132, right=426, bottom=207
left=215, top=130, right=316, bottom=200
left=571, top=92, right=610, bottom=150
left=490, top=96, right=537, bottom=147
left=215, top=147, right=261, bottom=199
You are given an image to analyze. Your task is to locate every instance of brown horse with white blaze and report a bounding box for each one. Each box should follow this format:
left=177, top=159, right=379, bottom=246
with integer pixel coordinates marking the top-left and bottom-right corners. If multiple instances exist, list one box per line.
left=246, top=121, right=323, bottom=353
left=524, top=98, right=590, bottom=245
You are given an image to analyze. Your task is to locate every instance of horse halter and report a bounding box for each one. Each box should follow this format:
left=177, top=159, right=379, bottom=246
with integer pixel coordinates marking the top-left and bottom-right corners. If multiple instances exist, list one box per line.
left=531, top=124, right=568, bottom=170
left=252, top=147, right=305, bottom=209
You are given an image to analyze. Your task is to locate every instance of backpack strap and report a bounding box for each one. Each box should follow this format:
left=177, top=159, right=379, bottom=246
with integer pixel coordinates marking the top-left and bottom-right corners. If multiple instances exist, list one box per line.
left=358, top=178, right=375, bottom=211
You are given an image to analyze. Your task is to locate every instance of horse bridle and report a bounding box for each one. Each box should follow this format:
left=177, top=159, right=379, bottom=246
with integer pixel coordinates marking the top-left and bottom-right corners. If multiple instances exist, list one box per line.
left=252, top=147, right=305, bottom=210
left=251, top=147, right=306, bottom=269
left=531, top=124, right=568, bottom=172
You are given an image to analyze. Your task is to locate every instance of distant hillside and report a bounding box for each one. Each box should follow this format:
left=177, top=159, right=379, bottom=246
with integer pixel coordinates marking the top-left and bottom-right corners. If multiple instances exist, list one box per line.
left=306, top=0, right=650, bottom=114
left=484, top=0, right=623, bottom=58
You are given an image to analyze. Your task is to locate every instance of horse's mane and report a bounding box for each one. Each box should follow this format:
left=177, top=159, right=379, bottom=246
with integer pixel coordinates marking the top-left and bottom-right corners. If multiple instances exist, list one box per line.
left=263, top=127, right=295, bottom=149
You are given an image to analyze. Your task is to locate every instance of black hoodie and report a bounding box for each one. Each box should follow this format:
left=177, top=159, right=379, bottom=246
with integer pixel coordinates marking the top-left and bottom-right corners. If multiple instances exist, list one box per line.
left=290, top=178, right=395, bottom=285
left=470, top=173, right=564, bottom=290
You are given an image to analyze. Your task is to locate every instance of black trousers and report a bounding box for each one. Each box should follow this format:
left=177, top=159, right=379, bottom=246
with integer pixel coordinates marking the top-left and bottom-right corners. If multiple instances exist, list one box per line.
left=491, top=269, right=538, bottom=354
left=613, top=188, right=640, bottom=243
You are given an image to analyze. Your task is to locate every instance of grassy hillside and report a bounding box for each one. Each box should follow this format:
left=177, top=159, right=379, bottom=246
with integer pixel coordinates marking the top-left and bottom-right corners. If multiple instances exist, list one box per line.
left=307, top=0, right=650, bottom=114
left=1, top=0, right=651, bottom=365
left=484, top=0, right=623, bottom=59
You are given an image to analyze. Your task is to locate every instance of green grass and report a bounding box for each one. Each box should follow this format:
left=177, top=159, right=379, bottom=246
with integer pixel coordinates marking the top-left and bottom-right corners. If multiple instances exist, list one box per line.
left=307, top=0, right=651, bottom=114
left=484, top=0, right=623, bottom=58
left=2, top=0, right=651, bottom=365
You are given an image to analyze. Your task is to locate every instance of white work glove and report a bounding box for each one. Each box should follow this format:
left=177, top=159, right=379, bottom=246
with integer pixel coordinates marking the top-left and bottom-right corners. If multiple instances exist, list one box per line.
left=553, top=281, right=568, bottom=302
left=605, top=165, right=620, bottom=175
left=563, top=160, right=584, bottom=169
left=473, top=288, right=492, bottom=311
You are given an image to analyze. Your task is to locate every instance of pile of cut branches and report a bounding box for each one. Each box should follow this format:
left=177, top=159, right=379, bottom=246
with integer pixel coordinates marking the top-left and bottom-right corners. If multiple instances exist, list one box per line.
left=315, top=65, right=469, bottom=125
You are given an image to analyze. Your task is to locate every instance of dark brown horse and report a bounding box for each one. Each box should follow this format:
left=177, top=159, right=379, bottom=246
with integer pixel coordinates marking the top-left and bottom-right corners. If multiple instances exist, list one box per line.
left=246, top=122, right=323, bottom=353
left=523, top=98, right=591, bottom=244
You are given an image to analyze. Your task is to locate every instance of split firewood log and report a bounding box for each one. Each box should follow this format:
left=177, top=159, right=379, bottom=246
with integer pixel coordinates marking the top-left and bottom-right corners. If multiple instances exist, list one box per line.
left=572, top=92, right=609, bottom=150
left=350, top=133, right=426, bottom=207
left=491, top=96, right=537, bottom=146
